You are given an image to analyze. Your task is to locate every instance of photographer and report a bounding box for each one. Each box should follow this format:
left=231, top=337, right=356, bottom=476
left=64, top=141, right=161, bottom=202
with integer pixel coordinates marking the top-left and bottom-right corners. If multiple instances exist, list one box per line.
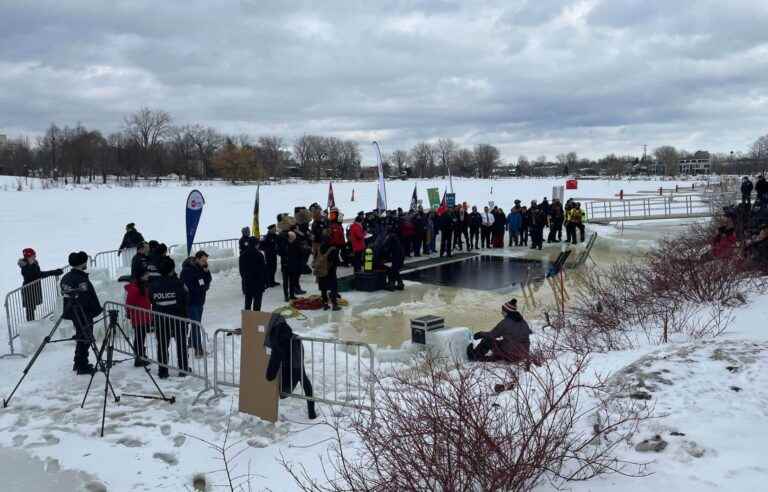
left=149, top=257, right=190, bottom=379
left=61, top=251, right=102, bottom=375
left=18, top=248, right=64, bottom=321
left=181, top=251, right=212, bottom=357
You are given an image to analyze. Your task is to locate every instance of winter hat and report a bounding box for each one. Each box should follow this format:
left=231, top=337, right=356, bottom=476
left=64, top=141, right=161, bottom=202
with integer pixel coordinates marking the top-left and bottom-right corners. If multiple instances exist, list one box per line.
left=148, top=240, right=160, bottom=252
left=126, top=222, right=136, bottom=230
left=502, top=298, right=518, bottom=315
left=158, top=256, right=176, bottom=276
left=241, top=227, right=250, bottom=235
left=68, top=251, right=89, bottom=268
left=22, top=248, right=36, bottom=258
left=157, top=243, right=168, bottom=256
left=195, top=250, right=209, bottom=259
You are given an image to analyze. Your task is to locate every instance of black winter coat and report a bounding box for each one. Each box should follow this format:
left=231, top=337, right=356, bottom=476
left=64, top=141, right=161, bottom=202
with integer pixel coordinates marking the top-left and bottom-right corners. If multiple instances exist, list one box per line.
left=285, top=240, right=308, bottom=275
left=386, top=234, right=405, bottom=270
left=239, top=247, right=267, bottom=295
left=60, top=269, right=102, bottom=321
left=316, top=244, right=339, bottom=291
left=180, top=259, right=212, bottom=306
left=260, top=232, right=279, bottom=264
left=131, top=252, right=150, bottom=280
left=469, top=212, right=482, bottom=230
left=238, top=234, right=249, bottom=254
left=149, top=275, right=188, bottom=318
left=119, top=229, right=145, bottom=251
left=265, top=315, right=309, bottom=395
left=756, top=179, right=768, bottom=196
left=742, top=180, right=754, bottom=195
left=19, top=260, right=62, bottom=308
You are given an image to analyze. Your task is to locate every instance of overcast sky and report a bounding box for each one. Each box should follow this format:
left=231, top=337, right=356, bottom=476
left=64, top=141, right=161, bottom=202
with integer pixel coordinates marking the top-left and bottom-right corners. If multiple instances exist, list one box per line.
left=1, top=0, right=767, bottom=162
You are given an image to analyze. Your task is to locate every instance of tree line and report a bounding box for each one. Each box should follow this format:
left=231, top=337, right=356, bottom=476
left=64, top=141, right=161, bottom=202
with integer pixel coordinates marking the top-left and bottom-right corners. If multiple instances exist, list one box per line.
left=1, top=107, right=767, bottom=182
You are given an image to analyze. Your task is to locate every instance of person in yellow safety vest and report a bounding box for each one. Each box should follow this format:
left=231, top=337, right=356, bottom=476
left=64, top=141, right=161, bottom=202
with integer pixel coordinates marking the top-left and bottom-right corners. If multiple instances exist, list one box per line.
left=569, top=203, right=586, bottom=244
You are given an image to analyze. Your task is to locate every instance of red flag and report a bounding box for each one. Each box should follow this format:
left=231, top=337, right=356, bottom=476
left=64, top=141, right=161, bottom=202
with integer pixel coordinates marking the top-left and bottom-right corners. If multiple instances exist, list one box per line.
left=327, top=181, right=336, bottom=209
left=437, top=189, right=448, bottom=216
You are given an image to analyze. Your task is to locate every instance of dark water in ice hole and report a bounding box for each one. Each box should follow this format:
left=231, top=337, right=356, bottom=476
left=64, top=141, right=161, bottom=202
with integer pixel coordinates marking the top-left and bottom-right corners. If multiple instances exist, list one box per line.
left=402, top=255, right=545, bottom=291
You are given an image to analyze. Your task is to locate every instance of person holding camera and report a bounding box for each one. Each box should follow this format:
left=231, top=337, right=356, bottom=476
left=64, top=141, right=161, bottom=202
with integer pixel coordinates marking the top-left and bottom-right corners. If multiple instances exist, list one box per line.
left=181, top=251, right=212, bottom=357
left=149, top=257, right=190, bottom=379
left=60, top=251, right=102, bottom=375
left=18, top=248, right=64, bottom=322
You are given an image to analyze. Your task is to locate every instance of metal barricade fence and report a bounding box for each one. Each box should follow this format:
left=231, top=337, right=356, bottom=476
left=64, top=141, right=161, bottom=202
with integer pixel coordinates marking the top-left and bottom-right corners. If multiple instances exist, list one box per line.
left=91, top=248, right=136, bottom=279
left=171, top=239, right=239, bottom=257
left=101, top=301, right=211, bottom=400
left=3, top=266, right=69, bottom=357
left=212, top=329, right=375, bottom=411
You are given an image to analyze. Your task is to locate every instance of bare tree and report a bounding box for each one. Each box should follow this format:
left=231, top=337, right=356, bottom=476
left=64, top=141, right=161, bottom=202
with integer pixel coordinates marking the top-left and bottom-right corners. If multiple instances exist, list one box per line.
left=187, top=124, right=223, bottom=178
left=473, top=144, right=500, bottom=178
left=434, top=138, right=457, bottom=177
left=653, top=146, right=679, bottom=176
left=750, top=134, right=768, bottom=163
left=390, top=149, right=409, bottom=175
left=123, top=107, right=172, bottom=178
left=454, top=148, right=475, bottom=176
left=410, top=142, right=435, bottom=178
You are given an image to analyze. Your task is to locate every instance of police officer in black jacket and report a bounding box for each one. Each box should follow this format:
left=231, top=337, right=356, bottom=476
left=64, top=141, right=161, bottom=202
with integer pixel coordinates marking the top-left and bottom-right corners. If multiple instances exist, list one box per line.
left=238, top=227, right=251, bottom=254
left=240, top=237, right=267, bottom=310
left=130, top=241, right=150, bottom=280
left=146, top=242, right=168, bottom=281
left=60, top=251, right=102, bottom=375
left=149, top=257, right=190, bottom=379
left=260, top=225, right=280, bottom=287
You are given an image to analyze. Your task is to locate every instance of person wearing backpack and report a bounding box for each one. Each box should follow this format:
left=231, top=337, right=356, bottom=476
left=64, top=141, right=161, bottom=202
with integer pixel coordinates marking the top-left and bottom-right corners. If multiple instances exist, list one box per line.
left=314, top=235, right=341, bottom=311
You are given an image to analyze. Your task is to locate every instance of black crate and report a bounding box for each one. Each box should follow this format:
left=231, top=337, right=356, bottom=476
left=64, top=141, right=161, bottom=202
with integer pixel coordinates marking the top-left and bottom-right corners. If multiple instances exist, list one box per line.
left=411, top=315, right=445, bottom=345
left=354, top=271, right=387, bottom=292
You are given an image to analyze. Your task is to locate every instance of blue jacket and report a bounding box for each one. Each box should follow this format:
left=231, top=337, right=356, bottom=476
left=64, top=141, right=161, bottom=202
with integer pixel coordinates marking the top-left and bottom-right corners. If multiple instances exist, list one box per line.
left=507, top=211, right=522, bottom=232
left=180, top=259, right=212, bottom=306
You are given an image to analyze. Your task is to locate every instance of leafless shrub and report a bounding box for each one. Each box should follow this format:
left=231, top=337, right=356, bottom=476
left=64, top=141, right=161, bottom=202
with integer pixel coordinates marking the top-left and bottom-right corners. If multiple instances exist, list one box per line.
left=281, top=355, right=650, bottom=492
left=547, top=220, right=766, bottom=352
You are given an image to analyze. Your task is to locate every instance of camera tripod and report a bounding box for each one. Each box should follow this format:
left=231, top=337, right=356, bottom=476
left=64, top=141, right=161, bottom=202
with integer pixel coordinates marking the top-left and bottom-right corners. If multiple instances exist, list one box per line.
left=3, top=298, right=118, bottom=408
left=2, top=299, right=174, bottom=437
left=81, top=309, right=175, bottom=437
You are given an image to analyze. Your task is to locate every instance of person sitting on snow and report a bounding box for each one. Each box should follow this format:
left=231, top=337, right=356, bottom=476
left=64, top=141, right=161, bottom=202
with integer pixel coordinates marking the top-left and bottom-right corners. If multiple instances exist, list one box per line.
left=467, top=299, right=532, bottom=366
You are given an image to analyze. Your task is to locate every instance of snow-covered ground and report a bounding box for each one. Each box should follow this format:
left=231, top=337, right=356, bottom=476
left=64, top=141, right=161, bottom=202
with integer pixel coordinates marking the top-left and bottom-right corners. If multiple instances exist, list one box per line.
left=3, top=176, right=765, bottom=491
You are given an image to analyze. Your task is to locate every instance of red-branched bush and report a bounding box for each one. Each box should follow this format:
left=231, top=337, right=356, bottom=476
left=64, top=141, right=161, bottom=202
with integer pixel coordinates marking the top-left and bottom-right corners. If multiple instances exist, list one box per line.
left=282, top=355, right=650, bottom=492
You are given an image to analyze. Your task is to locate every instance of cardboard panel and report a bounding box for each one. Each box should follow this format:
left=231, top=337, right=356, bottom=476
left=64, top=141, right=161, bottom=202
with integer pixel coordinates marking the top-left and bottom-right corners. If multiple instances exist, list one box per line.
left=239, top=310, right=280, bottom=422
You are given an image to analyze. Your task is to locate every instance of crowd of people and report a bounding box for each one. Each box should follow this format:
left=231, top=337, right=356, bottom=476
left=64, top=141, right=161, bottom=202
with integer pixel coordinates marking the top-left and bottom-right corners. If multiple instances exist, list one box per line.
left=18, top=193, right=593, bottom=378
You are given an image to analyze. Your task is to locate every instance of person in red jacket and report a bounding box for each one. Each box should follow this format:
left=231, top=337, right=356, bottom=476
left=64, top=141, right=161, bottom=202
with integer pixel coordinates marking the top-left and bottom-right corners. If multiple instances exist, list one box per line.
left=349, top=214, right=366, bottom=272
left=124, top=267, right=152, bottom=367
left=328, top=208, right=346, bottom=249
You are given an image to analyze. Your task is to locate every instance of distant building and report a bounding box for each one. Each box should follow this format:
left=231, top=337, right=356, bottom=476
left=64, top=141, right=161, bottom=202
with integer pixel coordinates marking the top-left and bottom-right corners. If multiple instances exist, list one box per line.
left=679, top=151, right=711, bottom=175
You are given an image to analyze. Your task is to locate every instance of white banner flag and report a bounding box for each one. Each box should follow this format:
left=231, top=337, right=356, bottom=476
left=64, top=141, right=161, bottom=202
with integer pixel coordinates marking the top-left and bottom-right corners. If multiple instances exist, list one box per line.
left=373, top=141, right=388, bottom=211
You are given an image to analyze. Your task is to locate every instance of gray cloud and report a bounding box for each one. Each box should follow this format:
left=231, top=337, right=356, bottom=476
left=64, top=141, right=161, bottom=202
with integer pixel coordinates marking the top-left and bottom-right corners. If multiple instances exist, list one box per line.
left=1, top=0, right=767, bottom=162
